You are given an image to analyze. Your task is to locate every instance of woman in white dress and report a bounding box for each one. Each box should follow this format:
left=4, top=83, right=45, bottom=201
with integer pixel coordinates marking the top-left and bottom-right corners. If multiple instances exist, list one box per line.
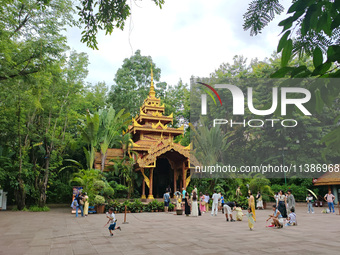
left=191, top=191, right=198, bottom=217
left=256, top=191, right=263, bottom=209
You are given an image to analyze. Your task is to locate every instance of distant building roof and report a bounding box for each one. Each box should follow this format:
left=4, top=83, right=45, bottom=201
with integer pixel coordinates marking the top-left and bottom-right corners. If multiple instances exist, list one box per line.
left=313, top=167, right=340, bottom=186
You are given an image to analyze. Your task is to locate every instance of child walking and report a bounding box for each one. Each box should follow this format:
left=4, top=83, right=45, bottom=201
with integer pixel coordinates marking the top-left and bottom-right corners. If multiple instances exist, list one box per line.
left=106, top=207, right=121, bottom=236
left=246, top=207, right=255, bottom=231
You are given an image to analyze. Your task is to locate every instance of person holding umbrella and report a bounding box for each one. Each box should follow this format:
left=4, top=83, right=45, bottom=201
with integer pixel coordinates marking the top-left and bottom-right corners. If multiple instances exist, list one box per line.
left=306, top=192, right=315, bottom=214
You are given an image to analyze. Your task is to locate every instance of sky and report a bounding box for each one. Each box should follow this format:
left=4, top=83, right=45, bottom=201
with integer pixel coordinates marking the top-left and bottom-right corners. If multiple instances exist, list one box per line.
left=66, top=0, right=290, bottom=88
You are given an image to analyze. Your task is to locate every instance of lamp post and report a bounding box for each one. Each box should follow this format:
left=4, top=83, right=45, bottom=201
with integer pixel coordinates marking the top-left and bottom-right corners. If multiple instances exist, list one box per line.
left=278, top=147, right=288, bottom=186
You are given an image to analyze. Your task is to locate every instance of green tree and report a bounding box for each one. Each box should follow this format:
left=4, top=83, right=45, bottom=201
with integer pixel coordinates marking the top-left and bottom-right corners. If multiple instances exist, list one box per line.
left=79, top=110, right=100, bottom=170
left=0, top=50, right=89, bottom=208
left=98, top=107, right=131, bottom=171
left=0, top=0, right=75, bottom=81
left=243, top=0, right=340, bottom=160
left=75, top=0, right=165, bottom=49
left=107, top=50, right=161, bottom=116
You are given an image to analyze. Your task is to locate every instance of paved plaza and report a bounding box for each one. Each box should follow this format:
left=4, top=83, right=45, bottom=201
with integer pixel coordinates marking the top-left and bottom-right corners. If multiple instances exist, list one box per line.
left=0, top=204, right=339, bottom=255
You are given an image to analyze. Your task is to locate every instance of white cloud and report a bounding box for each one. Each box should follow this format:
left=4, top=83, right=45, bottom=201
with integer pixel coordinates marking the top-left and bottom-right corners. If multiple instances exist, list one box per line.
left=66, top=0, right=290, bottom=87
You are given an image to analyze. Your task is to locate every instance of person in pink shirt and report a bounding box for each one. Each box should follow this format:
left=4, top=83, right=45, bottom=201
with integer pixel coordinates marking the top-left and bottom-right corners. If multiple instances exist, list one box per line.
left=324, top=190, right=335, bottom=213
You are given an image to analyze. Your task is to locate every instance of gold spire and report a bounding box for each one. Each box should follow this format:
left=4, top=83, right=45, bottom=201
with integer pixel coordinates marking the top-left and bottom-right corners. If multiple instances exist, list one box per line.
left=149, top=64, right=156, bottom=98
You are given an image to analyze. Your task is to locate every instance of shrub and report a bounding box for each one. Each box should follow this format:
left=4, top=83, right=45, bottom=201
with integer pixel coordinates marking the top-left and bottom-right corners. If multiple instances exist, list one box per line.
left=29, top=206, right=50, bottom=212
left=109, top=182, right=128, bottom=198
left=157, top=201, right=164, bottom=211
left=93, top=195, right=105, bottom=205
left=132, top=199, right=143, bottom=212
left=168, top=203, right=175, bottom=211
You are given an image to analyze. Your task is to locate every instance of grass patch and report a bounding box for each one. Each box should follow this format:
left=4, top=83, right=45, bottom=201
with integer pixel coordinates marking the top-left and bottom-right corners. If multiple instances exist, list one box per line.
left=28, top=205, right=50, bottom=212
left=11, top=206, right=29, bottom=211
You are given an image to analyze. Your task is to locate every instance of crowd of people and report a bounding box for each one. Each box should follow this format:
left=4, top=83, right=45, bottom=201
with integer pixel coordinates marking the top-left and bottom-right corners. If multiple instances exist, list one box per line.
left=70, top=186, right=338, bottom=236
left=163, top=186, right=339, bottom=230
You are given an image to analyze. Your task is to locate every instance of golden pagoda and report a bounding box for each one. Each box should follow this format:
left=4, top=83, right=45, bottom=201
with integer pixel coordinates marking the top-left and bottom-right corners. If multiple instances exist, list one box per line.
left=127, top=68, right=192, bottom=200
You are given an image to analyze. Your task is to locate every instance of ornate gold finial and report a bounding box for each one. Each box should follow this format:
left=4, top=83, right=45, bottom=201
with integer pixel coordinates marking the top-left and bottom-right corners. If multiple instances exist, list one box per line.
left=149, top=63, right=156, bottom=98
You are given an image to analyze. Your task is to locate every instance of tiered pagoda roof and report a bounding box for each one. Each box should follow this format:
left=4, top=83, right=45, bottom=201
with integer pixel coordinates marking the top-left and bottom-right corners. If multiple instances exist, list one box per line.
left=128, top=68, right=185, bottom=154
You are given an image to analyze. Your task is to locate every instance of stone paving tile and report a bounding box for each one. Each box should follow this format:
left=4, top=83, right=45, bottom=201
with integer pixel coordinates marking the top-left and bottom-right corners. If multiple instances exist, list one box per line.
left=0, top=205, right=340, bottom=254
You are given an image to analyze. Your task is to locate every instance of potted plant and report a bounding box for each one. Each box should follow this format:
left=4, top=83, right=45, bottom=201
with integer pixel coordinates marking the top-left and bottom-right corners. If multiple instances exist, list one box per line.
left=133, top=199, right=143, bottom=213
left=158, top=201, right=164, bottom=212
left=169, top=203, right=175, bottom=212
left=150, top=200, right=158, bottom=212
left=93, top=195, right=106, bottom=213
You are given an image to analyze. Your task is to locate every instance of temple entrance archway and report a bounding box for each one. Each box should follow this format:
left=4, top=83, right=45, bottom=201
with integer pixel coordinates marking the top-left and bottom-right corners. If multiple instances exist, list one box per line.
left=153, top=158, right=173, bottom=198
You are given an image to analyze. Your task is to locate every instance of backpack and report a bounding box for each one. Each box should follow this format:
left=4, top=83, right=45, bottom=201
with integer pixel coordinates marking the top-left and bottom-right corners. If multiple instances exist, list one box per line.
left=73, top=199, right=78, bottom=207
left=164, top=193, right=170, bottom=202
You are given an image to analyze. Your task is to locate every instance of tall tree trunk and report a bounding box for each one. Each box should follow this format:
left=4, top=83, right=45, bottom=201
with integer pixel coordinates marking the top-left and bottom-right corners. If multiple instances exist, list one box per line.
left=101, top=150, right=107, bottom=172
left=38, top=152, right=50, bottom=207
left=16, top=89, right=26, bottom=210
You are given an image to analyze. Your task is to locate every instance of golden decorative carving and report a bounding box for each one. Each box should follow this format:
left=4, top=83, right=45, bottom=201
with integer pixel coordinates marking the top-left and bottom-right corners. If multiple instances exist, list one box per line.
left=133, top=118, right=142, bottom=127
left=152, top=111, right=162, bottom=117
left=136, top=138, right=191, bottom=168
left=184, top=143, right=191, bottom=150
left=140, top=108, right=146, bottom=115
left=132, top=142, right=140, bottom=147
left=140, top=168, right=150, bottom=188
left=152, top=121, right=167, bottom=130
left=186, top=173, right=192, bottom=187
left=149, top=66, right=156, bottom=98
left=177, top=125, right=184, bottom=131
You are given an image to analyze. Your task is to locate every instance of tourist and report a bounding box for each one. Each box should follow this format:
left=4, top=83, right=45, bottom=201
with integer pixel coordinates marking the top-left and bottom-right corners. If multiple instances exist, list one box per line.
left=182, top=188, right=186, bottom=200
left=106, top=207, right=121, bottom=236
left=204, top=193, right=210, bottom=212
left=277, top=190, right=287, bottom=218
left=76, top=191, right=84, bottom=217
left=218, top=192, right=222, bottom=212
left=266, top=204, right=283, bottom=228
left=71, top=197, right=78, bottom=216
left=285, top=208, right=297, bottom=226
left=175, top=191, right=182, bottom=210
left=236, top=186, right=242, bottom=198
left=256, top=191, right=264, bottom=210
left=211, top=190, right=220, bottom=216
left=184, top=192, right=191, bottom=216
left=274, top=192, right=279, bottom=205
left=287, top=189, right=296, bottom=212
left=246, top=207, right=255, bottom=230
left=306, top=193, right=314, bottom=214
left=324, top=190, right=335, bottom=214
left=223, top=201, right=236, bottom=222
left=83, top=192, right=89, bottom=217
left=235, top=207, right=244, bottom=221
left=220, top=193, right=225, bottom=213
left=199, top=192, right=206, bottom=213
left=248, top=191, right=256, bottom=221
left=191, top=191, right=198, bottom=217
left=193, top=185, right=198, bottom=194
left=163, top=189, right=170, bottom=213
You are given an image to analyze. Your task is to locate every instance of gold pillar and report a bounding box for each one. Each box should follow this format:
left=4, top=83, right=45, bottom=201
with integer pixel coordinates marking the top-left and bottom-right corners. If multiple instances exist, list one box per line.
left=141, top=178, right=146, bottom=199
left=148, top=168, right=154, bottom=199
left=173, top=169, right=177, bottom=198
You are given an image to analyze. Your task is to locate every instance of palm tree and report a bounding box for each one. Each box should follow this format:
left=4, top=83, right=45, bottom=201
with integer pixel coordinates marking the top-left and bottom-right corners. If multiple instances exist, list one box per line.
left=191, top=120, right=233, bottom=166
left=79, top=110, right=100, bottom=169
left=97, top=107, right=130, bottom=171
left=79, top=107, right=130, bottom=170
